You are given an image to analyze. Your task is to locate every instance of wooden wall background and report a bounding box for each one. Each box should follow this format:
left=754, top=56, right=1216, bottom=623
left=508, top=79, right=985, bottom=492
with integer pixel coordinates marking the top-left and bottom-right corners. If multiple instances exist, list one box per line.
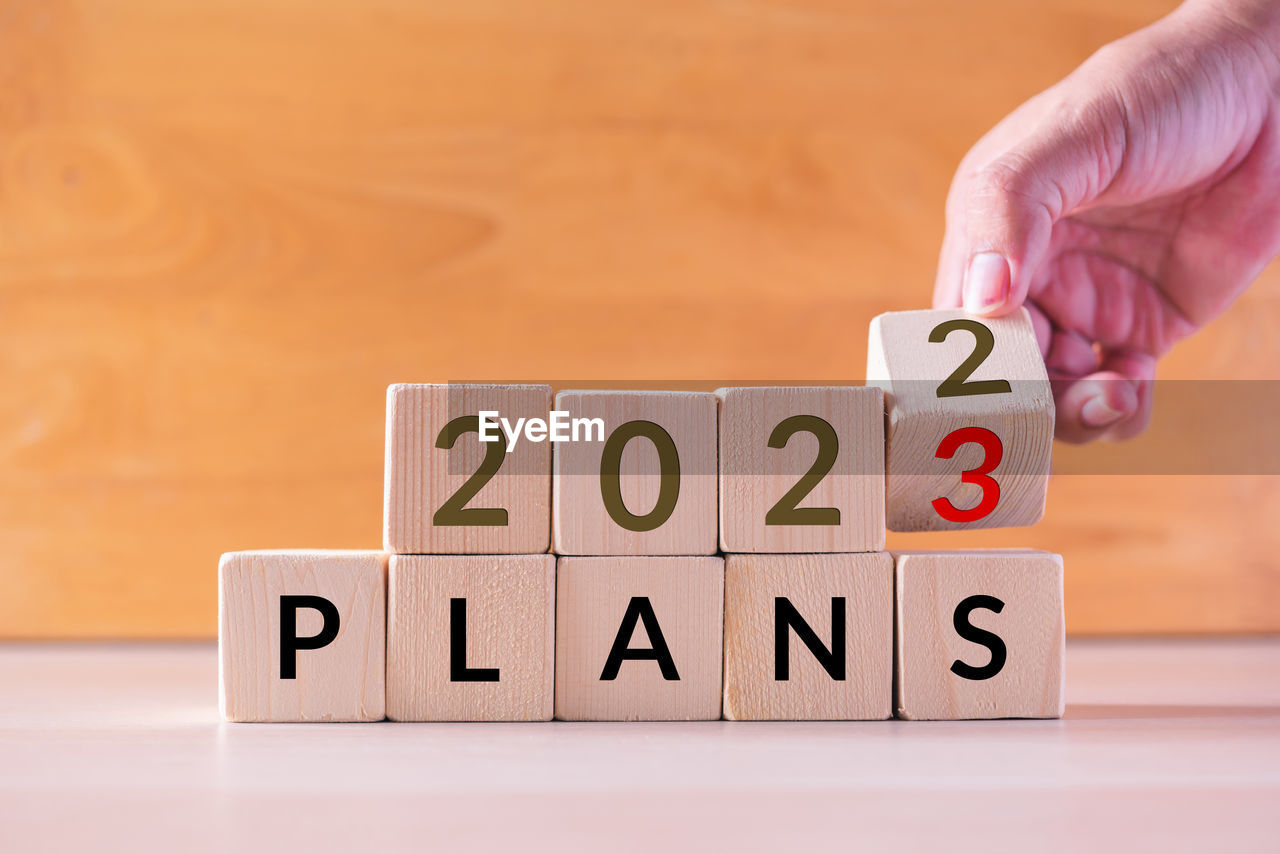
left=2, top=0, right=1277, bottom=638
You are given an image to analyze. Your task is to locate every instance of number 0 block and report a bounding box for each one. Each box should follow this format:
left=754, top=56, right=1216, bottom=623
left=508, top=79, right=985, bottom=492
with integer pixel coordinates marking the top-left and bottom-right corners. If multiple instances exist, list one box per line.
left=383, top=383, right=552, bottom=554
left=894, top=550, right=1065, bottom=720
left=553, top=391, right=718, bottom=555
left=866, top=308, right=1053, bottom=531
left=219, top=550, right=387, bottom=722
left=717, top=386, right=884, bottom=553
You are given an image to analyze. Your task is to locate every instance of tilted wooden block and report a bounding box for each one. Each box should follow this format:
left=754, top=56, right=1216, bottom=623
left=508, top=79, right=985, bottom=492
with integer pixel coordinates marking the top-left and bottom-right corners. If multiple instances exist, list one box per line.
left=723, top=553, right=892, bottom=721
left=553, top=391, right=717, bottom=555
left=383, top=383, right=552, bottom=554
left=866, top=308, right=1053, bottom=531
left=717, top=386, right=885, bottom=553
left=219, top=550, right=386, bottom=722
left=894, top=549, right=1065, bottom=720
left=386, top=554, right=555, bottom=721
left=555, top=556, right=724, bottom=721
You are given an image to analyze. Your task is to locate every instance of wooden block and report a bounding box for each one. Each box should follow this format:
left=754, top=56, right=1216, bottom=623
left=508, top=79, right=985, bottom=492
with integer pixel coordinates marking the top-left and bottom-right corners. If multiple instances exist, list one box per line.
left=866, top=308, right=1053, bottom=531
left=552, top=391, right=717, bottom=555
left=555, top=556, right=724, bottom=720
left=386, top=554, right=555, bottom=721
left=717, top=386, right=884, bottom=553
left=219, top=550, right=386, bottom=722
left=723, top=553, right=892, bottom=720
left=894, top=549, right=1065, bottom=720
left=383, top=383, right=552, bottom=554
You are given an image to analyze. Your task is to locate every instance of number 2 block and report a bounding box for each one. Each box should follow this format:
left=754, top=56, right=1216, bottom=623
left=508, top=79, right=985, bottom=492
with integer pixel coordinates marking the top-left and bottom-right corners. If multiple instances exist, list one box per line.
left=866, top=308, right=1053, bottom=531
left=383, top=383, right=552, bottom=554
left=553, top=391, right=718, bottom=555
left=717, top=386, right=884, bottom=553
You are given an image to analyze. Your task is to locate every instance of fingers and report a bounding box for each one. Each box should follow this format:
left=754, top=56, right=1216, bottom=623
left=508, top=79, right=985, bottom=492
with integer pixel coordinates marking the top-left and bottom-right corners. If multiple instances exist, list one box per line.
left=934, top=95, right=1124, bottom=319
left=1052, top=349, right=1156, bottom=443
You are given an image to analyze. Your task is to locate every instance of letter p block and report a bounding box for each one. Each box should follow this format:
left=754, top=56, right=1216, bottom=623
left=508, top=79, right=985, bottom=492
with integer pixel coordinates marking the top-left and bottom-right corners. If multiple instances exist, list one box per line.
left=219, top=550, right=387, bottom=722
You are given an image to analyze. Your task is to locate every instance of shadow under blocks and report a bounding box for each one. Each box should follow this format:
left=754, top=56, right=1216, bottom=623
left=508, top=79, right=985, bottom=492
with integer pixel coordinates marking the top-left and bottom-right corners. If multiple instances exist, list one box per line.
left=218, top=308, right=1063, bottom=722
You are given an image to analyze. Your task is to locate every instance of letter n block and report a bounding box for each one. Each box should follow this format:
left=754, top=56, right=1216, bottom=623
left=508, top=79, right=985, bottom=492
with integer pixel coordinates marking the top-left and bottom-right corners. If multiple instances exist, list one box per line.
left=866, top=308, right=1053, bottom=531
left=723, top=553, right=892, bottom=720
left=894, top=550, right=1065, bottom=720
left=553, top=391, right=717, bottom=555
left=717, top=386, right=885, bottom=552
left=555, top=556, right=724, bottom=720
left=386, top=555, right=555, bottom=721
left=383, top=383, right=552, bottom=554
left=218, top=550, right=387, bottom=722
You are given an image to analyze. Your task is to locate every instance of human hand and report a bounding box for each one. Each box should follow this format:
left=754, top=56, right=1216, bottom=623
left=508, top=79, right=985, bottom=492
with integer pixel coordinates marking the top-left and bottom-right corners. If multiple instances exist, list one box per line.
left=934, top=0, right=1280, bottom=442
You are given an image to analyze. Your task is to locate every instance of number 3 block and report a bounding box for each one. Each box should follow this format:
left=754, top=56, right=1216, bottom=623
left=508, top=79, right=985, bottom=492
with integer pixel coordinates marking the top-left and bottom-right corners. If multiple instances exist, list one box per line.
left=384, top=383, right=552, bottom=554
left=866, top=308, right=1053, bottom=531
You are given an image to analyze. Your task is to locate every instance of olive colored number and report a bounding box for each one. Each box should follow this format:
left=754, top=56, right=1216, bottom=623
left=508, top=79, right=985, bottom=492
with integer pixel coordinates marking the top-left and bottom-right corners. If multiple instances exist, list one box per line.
left=432, top=415, right=509, bottom=527
left=600, top=420, right=680, bottom=532
left=764, top=415, right=841, bottom=526
left=930, top=319, right=1013, bottom=398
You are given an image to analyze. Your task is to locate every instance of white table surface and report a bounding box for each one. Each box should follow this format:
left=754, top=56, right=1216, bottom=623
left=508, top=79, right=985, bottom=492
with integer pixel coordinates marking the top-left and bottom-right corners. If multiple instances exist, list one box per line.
left=1, top=639, right=1277, bottom=852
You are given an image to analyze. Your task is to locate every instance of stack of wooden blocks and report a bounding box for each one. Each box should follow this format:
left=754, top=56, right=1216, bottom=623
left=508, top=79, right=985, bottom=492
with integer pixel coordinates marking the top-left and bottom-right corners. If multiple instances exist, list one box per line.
left=219, top=308, right=1065, bottom=723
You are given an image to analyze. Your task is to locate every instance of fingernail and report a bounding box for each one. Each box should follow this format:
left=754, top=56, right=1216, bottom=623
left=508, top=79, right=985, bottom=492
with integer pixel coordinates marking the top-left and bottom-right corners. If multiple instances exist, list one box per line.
left=963, top=252, right=1010, bottom=315
left=1081, top=395, right=1124, bottom=428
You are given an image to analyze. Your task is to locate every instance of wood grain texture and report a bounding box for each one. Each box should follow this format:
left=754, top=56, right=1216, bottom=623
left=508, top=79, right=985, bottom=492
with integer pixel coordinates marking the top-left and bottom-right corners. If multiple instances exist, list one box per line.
left=386, top=554, right=554, bottom=721
left=894, top=549, right=1065, bottom=720
left=218, top=549, right=386, bottom=722
left=3, top=0, right=1279, bottom=638
left=555, top=556, right=724, bottom=721
left=723, top=552, right=892, bottom=721
left=868, top=308, right=1054, bottom=531
left=384, top=384, right=551, bottom=554
left=717, top=386, right=884, bottom=553
left=553, top=391, right=717, bottom=555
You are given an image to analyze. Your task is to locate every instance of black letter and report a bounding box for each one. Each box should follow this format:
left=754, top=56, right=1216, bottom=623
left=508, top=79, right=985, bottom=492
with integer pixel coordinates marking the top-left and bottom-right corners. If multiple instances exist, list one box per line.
left=450, top=598, right=500, bottom=682
left=600, top=597, right=679, bottom=681
left=775, top=597, right=846, bottom=681
left=279, top=595, right=340, bottom=679
left=950, top=594, right=1007, bottom=680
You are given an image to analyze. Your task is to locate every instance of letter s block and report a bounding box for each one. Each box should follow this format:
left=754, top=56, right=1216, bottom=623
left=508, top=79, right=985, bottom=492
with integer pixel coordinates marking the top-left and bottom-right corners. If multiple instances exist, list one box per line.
left=219, top=550, right=387, bottom=722
left=894, top=550, right=1064, bottom=720
left=384, top=383, right=552, bottom=554
left=866, top=308, right=1053, bottom=531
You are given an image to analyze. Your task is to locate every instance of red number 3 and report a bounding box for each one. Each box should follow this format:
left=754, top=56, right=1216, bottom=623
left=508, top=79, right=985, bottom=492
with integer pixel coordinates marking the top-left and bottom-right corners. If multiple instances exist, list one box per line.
left=932, top=427, right=1003, bottom=523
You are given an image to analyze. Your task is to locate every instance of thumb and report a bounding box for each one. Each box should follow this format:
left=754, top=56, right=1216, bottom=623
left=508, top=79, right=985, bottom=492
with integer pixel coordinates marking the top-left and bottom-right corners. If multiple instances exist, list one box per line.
left=936, top=114, right=1116, bottom=317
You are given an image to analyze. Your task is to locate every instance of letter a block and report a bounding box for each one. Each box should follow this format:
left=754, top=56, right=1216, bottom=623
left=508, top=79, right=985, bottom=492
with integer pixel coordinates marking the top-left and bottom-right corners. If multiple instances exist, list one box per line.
left=384, top=383, right=552, bottom=554
left=717, top=386, right=885, bottom=553
left=555, top=556, right=724, bottom=720
left=553, top=391, right=718, bottom=555
left=723, top=553, right=892, bottom=720
left=386, top=555, right=555, bottom=721
left=219, top=550, right=387, bottom=722
left=866, top=308, right=1053, bottom=531
left=894, top=550, right=1065, bottom=720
